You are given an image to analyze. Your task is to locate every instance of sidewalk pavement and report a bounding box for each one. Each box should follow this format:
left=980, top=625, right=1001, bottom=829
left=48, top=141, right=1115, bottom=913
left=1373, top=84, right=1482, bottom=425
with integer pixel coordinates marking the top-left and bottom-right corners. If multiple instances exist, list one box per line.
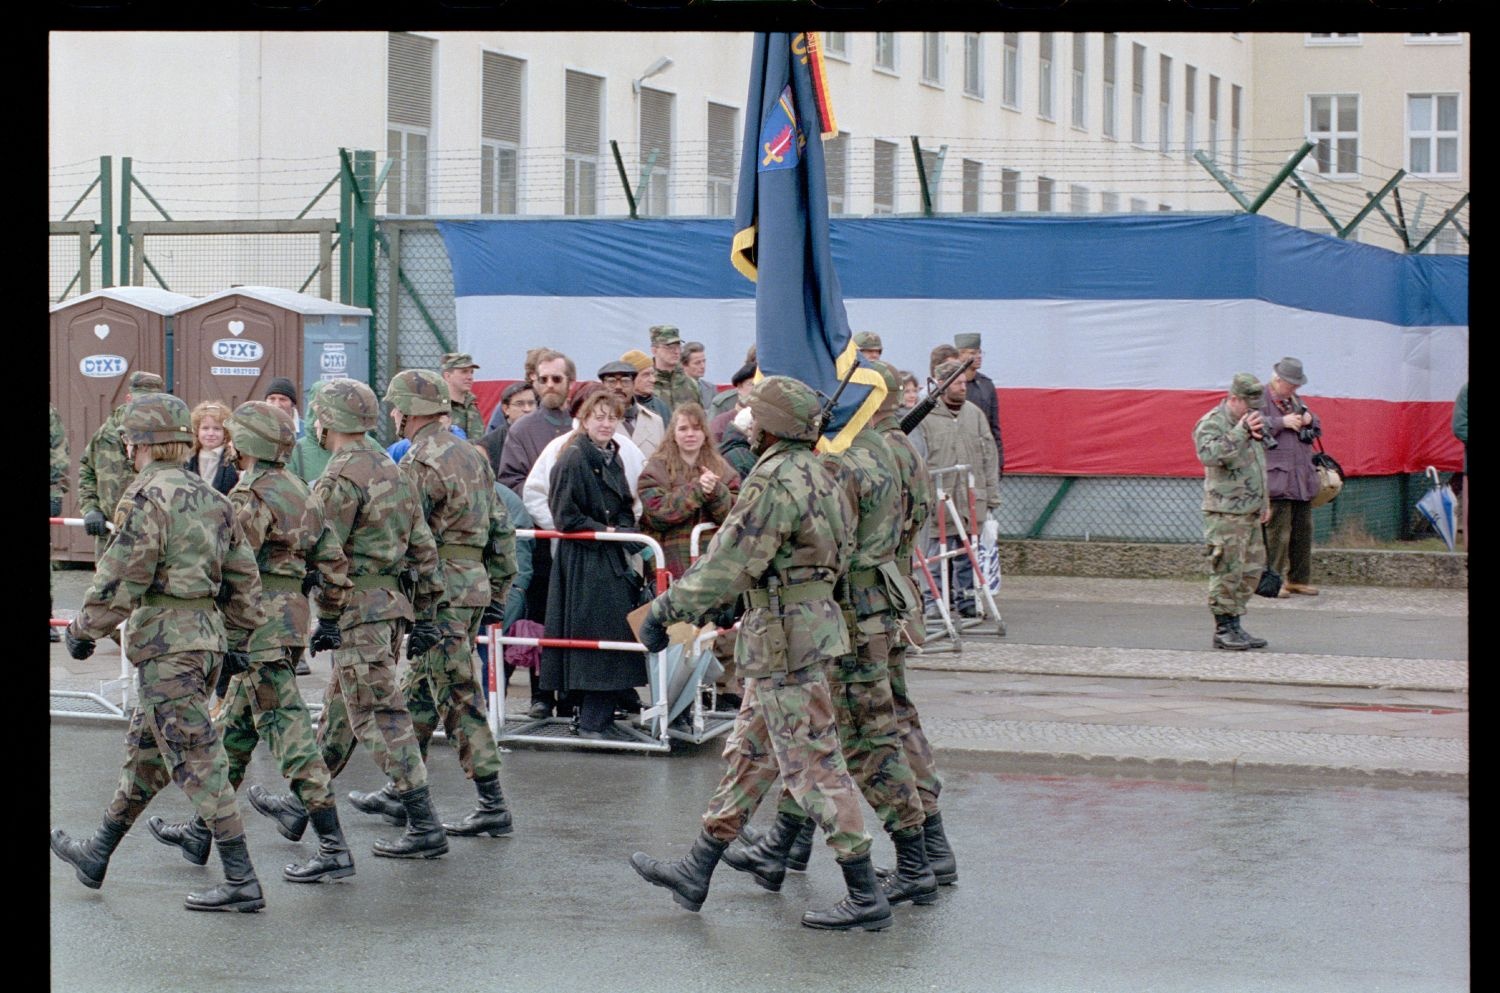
left=49, top=570, right=1468, bottom=786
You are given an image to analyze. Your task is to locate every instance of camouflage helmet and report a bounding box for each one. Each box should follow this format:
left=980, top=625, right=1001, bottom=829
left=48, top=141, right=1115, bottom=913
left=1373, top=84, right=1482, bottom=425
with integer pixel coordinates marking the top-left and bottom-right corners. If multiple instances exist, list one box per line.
left=747, top=375, right=822, bottom=442
left=119, top=392, right=194, bottom=446
left=384, top=368, right=450, bottom=416
left=867, top=359, right=903, bottom=415
left=226, top=400, right=295, bottom=464
left=312, top=378, right=380, bottom=433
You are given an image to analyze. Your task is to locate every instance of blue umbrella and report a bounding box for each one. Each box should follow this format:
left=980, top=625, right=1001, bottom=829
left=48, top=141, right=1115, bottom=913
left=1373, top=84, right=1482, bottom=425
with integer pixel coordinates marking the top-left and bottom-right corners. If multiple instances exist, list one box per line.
left=1416, top=466, right=1458, bottom=551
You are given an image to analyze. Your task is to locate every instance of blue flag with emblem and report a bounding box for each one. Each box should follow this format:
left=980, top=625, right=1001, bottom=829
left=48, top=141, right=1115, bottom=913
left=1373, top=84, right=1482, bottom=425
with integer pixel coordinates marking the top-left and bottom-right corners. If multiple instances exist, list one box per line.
left=732, top=31, right=885, bottom=453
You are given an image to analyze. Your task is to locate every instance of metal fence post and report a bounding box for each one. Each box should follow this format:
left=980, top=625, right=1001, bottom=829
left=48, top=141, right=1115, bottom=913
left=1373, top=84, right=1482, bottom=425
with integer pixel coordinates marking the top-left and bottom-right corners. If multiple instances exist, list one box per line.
left=387, top=222, right=402, bottom=377
left=118, top=157, right=132, bottom=286
left=99, top=156, right=113, bottom=288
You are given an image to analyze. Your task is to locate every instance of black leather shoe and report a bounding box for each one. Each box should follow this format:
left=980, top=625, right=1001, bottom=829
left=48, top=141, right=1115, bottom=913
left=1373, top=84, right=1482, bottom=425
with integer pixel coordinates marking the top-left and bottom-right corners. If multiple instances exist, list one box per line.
left=921, top=812, right=958, bottom=885
left=185, top=834, right=265, bottom=912
left=526, top=700, right=552, bottom=720
left=348, top=782, right=407, bottom=825
left=148, top=814, right=212, bottom=866
left=801, top=854, right=894, bottom=931
left=284, top=806, right=355, bottom=883
left=371, top=786, right=449, bottom=859
left=1232, top=616, right=1268, bottom=650
left=785, top=817, right=816, bottom=872
left=442, top=774, right=513, bottom=837
left=878, top=826, right=939, bottom=906
left=50, top=817, right=128, bottom=890
left=629, top=831, right=727, bottom=913
left=246, top=784, right=309, bottom=841
left=722, top=812, right=807, bottom=893
left=1212, top=614, right=1253, bottom=650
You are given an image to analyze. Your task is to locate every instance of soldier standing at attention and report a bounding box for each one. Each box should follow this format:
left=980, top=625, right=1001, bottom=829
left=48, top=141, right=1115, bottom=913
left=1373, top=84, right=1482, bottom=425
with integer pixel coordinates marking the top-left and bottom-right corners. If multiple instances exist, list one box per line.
left=440, top=353, right=487, bottom=443
left=249, top=378, right=450, bottom=859
left=147, top=401, right=355, bottom=884
left=51, top=392, right=270, bottom=912
left=629, top=376, right=893, bottom=932
left=345, top=370, right=518, bottom=840
left=724, top=386, right=937, bottom=907
left=1194, top=373, right=1272, bottom=651
left=78, top=370, right=165, bottom=560
left=648, top=325, right=702, bottom=415
left=50, top=403, right=69, bottom=642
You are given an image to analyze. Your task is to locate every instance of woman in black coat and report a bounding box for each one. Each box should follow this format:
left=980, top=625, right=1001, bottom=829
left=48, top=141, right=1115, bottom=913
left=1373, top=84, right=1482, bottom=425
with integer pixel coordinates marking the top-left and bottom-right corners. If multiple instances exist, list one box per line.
left=185, top=400, right=240, bottom=495
left=539, top=387, right=647, bottom=739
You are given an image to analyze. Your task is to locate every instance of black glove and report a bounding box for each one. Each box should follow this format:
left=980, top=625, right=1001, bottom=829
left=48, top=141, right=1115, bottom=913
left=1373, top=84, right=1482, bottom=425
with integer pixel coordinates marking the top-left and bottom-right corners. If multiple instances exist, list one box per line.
left=50, top=497, right=62, bottom=518
left=301, top=568, right=322, bottom=597
left=639, top=601, right=671, bottom=654
left=407, top=620, right=441, bottom=657
left=479, top=600, right=505, bottom=629
left=64, top=626, right=95, bottom=661
left=221, top=649, right=250, bottom=678
left=309, top=617, right=342, bottom=655
left=712, top=602, right=740, bottom=631
left=82, top=509, right=107, bottom=536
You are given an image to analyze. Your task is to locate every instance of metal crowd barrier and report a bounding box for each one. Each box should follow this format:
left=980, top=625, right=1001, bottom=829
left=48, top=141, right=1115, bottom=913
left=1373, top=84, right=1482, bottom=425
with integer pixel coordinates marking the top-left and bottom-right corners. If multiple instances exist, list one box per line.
left=48, top=516, right=131, bottom=722
left=914, top=465, right=1005, bottom=651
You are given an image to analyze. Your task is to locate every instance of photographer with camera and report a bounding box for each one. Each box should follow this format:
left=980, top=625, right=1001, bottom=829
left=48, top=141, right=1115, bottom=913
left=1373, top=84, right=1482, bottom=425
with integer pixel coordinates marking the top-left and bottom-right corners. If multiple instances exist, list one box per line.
left=1260, top=358, right=1322, bottom=597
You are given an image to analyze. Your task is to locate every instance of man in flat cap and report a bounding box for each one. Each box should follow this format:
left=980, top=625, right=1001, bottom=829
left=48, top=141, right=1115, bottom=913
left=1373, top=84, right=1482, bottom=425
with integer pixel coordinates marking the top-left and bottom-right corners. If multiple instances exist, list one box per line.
left=1260, top=357, right=1322, bottom=597
left=954, top=333, right=1003, bottom=478
left=854, top=332, right=884, bottom=363
left=1193, top=373, right=1273, bottom=651
left=440, top=353, right=486, bottom=443
left=600, top=359, right=665, bottom=460
left=648, top=325, right=702, bottom=415
left=78, top=369, right=166, bottom=562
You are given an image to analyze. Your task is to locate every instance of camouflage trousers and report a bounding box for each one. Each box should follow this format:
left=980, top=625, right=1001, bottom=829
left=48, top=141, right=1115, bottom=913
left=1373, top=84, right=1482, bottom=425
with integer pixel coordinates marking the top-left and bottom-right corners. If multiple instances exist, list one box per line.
left=105, top=651, right=245, bottom=841
left=775, top=616, right=925, bottom=836
left=1204, top=510, right=1264, bottom=617
left=700, top=664, right=872, bottom=861
left=315, top=620, right=428, bottom=792
left=218, top=649, right=336, bottom=813
left=886, top=641, right=942, bottom=815
left=402, top=605, right=502, bottom=781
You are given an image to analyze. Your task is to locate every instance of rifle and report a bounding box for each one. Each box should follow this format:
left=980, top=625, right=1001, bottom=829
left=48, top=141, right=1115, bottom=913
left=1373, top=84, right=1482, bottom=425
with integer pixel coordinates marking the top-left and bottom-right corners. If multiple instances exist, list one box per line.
left=816, top=358, right=864, bottom=436
left=900, top=356, right=975, bottom=434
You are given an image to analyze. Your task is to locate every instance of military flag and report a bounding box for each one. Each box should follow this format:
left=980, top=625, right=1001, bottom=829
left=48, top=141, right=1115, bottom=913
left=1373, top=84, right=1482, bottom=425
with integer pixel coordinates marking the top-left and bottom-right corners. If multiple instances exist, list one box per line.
left=731, top=31, right=885, bottom=453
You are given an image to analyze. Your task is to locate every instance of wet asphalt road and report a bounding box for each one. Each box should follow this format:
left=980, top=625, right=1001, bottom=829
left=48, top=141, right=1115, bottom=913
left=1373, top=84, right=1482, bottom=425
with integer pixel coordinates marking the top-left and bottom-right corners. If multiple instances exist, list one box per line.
left=49, top=721, right=1467, bottom=993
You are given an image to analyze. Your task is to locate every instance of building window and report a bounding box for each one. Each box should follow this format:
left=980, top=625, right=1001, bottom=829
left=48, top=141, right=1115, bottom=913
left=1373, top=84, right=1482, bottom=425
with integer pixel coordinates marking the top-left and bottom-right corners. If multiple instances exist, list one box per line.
left=1070, top=184, right=1090, bottom=213
left=1101, top=33, right=1117, bottom=139
left=638, top=87, right=674, bottom=216
left=564, top=70, right=602, bottom=216
left=873, top=139, right=897, bottom=214
left=1100, top=191, right=1119, bottom=213
left=1231, top=84, right=1243, bottom=175
left=1037, top=175, right=1054, bottom=212
left=825, top=32, right=849, bottom=59
left=919, top=147, right=941, bottom=210
left=480, top=51, right=524, bottom=216
left=1407, top=93, right=1460, bottom=176
left=1183, top=64, right=1197, bottom=159
left=1002, top=33, right=1020, bottom=108
left=1306, top=33, right=1361, bottom=46
left=1071, top=34, right=1087, bottom=129
left=961, top=159, right=982, bottom=213
left=922, top=33, right=943, bottom=85
left=706, top=102, right=738, bottom=217
left=1038, top=33, right=1055, bottom=120
left=1308, top=94, right=1359, bottom=177
left=1131, top=43, right=1146, bottom=145
left=1208, top=75, right=1220, bottom=160
left=875, top=33, right=897, bottom=73
left=386, top=32, right=434, bottom=215
left=1158, top=54, right=1172, bottom=155
left=964, top=33, right=984, bottom=98
left=1130, top=197, right=1149, bottom=212
left=1001, top=168, right=1020, bottom=212
left=825, top=132, right=849, bottom=215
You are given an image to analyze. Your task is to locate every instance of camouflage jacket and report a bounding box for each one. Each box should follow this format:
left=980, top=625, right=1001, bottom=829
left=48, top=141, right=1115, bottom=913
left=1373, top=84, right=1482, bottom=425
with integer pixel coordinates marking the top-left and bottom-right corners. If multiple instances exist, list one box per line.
left=636, top=456, right=739, bottom=579
left=75, top=460, right=266, bottom=663
left=653, top=366, right=702, bottom=415
left=399, top=421, right=516, bottom=609
left=50, top=404, right=69, bottom=503
left=1193, top=401, right=1269, bottom=516
left=77, top=405, right=132, bottom=517
left=310, top=435, right=442, bottom=626
left=230, top=461, right=320, bottom=656
left=822, top=427, right=903, bottom=616
left=660, top=439, right=853, bottom=679
left=874, top=412, right=933, bottom=575
left=450, top=392, right=486, bottom=445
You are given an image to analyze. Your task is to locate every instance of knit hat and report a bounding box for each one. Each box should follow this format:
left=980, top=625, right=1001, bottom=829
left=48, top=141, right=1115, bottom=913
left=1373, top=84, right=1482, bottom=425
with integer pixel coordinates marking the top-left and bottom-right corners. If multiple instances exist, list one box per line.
left=620, top=349, right=652, bottom=373
left=264, top=377, right=298, bottom=404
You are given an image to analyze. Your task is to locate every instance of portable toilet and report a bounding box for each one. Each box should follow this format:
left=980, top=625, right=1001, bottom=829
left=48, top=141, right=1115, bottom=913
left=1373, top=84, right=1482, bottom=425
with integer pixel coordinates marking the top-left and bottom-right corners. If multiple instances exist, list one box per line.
left=171, top=286, right=372, bottom=413
left=49, top=286, right=195, bottom=562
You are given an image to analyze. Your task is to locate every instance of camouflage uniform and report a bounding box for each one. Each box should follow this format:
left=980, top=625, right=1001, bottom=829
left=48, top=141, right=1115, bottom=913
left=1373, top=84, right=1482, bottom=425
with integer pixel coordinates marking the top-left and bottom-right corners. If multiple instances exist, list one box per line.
left=449, top=393, right=486, bottom=444
left=1193, top=375, right=1270, bottom=632
left=77, top=406, right=132, bottom=560
left=649, top=325, right=703, bottom=414
left=50, top=404, right=69, bottom=636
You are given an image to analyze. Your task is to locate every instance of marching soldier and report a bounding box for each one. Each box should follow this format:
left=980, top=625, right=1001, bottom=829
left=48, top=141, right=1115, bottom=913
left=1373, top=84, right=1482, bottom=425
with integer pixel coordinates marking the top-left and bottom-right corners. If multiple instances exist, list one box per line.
left=630, top=376, right=894, bottom=932
left=346, top=370, right=518, bottom=839
left=248, top=378, right=450, bottom=859
left=147, top=401, right=354, bottom=883
left=50, top=392, right=270, bottom=912
left=50, top=403, right=69, bottom=642
left=77, top=370, right=165, bottom=560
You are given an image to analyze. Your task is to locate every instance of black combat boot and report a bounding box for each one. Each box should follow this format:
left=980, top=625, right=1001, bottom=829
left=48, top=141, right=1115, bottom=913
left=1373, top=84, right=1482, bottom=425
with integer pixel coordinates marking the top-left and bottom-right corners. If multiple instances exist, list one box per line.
left=921, top=812, right=958, bottom=885
left=1213, top=614, right=1252, bottom=650
left=185, top=834, right=265, bottom=912
left=784, top=816, right=816, bottom=872
left=442, top=773, right=513, bottom=837
left=721, top=812, right=808, bottom=892
left=878, top=826, right=939, bottom=906
left=50, top=816, right=129, bottom=890
left=629, top=830, right=728, bottom=913
left=284, top=805, right=355, bottom=883
left=246, top=784, right=309, bottom=841
left=372, top=786, right=449, bottom=859
left=800, top=853, right=894, bottom=932
left=348, top=782, right=407, bottom=826
left=147, top=813, right=213, bottom=866
left=1233, top=616, right=1268, bottom=649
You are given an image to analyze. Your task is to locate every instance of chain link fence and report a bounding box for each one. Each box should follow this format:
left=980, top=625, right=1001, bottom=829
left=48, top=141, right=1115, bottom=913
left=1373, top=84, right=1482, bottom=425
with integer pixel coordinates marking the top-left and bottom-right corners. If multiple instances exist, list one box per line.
left=372, top=220, right=457, bottom=444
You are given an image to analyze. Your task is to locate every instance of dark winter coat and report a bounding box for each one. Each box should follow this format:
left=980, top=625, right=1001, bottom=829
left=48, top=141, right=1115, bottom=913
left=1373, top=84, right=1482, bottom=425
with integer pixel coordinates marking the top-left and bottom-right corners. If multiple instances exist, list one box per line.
left=1260, top=390, right=1322, bottom=503
left=539, top=436, right=646, bottom=694
left=185, top=450, right=240, bottom=495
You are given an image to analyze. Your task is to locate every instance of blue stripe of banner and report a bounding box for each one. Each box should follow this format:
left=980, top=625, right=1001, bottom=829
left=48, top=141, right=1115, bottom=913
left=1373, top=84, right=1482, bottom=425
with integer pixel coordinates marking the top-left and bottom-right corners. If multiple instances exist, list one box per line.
left=436, top=213, right=1467, bottom=327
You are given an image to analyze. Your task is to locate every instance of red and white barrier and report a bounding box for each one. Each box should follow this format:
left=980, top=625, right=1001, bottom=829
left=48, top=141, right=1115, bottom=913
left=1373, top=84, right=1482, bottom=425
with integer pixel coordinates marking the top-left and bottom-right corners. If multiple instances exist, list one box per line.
left=49, top=516, right=130, bottom=721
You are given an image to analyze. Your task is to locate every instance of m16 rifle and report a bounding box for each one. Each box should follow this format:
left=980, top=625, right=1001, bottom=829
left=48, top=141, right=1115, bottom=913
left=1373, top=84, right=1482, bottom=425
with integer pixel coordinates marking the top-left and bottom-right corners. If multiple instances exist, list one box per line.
left=900, top=356, right=975, bottom=434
